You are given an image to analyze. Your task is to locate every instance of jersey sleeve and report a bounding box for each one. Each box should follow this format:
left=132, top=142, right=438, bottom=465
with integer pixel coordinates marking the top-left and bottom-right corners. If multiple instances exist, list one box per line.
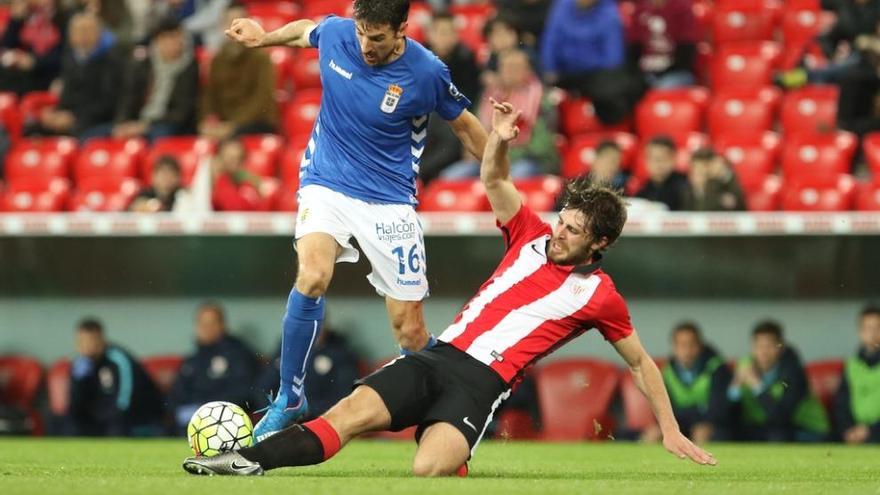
left=594, top=288, right=634, bottom=343
left=308, top=15, right=346, bottom=48
left=431, top=61, right=471, bottom=120
left=498, top=204, right=551, bottom=250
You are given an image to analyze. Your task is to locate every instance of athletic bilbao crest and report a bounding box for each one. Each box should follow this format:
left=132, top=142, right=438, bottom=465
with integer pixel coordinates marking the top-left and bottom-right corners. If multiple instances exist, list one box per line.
left=381, top=84, right=403, bottom=113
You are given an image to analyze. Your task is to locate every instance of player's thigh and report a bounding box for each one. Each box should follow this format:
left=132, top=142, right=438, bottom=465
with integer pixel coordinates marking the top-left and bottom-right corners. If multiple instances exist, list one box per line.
left=412, top=422, right=470, bottom=477
left=357, top=355, right=435, bottom=432
left=323, top=385, right=391, bottom=442
left=294, top=233, right=342, bottom=290
left=353, top=203, right=429, bottom=302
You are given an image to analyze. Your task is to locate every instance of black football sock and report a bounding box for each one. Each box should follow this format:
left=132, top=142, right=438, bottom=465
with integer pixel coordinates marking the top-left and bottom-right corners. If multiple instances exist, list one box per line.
left=238, top=424, right=324, bottom=469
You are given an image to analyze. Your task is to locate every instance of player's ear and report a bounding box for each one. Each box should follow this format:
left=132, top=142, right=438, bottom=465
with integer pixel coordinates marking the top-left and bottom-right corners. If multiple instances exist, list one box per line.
left=591, top=237, right=609, bottom=252
left=396, top=21, right=408, bottom=38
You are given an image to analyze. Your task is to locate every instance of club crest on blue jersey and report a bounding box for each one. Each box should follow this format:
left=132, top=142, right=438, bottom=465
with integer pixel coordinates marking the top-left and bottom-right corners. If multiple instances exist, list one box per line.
left=381, top=84, right=403, bottom=113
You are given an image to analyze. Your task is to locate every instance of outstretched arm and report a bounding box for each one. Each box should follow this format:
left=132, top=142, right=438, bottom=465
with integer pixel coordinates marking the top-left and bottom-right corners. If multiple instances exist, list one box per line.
left=612, top=332, right=717, bottom=466
left=481, top=99, right=524, bottom=224
left=226, top=18, right=316, bottom=48
left=448, top=109, right=488, bottom=163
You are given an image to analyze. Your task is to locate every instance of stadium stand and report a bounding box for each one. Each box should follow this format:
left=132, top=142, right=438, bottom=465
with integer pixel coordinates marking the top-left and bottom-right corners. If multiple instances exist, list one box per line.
left=535, top=359, right=619, bottom=441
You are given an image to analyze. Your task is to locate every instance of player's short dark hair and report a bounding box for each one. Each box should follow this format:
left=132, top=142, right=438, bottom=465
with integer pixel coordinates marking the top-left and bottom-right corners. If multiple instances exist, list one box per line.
left=77, top=317, right=104, bottom=334
left=690, top=147, right=716, bottom=163
left=152, top=15, right=182, bottom=38
left=560, top=180, right=627, bottom=251
left=860, top=304, right=880, bottom=320
left=197, top=302, right=227, bottom=324
left=672, top=321, right=703, bottom=342
left=752, top=320, right=784, bottom=342
left=353, top=0, right=410, bottom=31
left=595, top=140, right=621, bottom=155
left=647, top=135, right=676, bottom=152
left=154, top=155, right=181, bottom=175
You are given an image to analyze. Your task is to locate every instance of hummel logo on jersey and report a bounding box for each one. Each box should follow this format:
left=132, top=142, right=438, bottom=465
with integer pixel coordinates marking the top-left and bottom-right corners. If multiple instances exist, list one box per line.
left=329, top=59, right=352, bottom=80
left=463, top=417, right=478, bottom=433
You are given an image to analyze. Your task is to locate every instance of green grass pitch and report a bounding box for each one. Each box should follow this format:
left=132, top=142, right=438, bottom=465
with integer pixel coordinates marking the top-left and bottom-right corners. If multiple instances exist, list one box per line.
left=0, top=439, right=877, bottom=494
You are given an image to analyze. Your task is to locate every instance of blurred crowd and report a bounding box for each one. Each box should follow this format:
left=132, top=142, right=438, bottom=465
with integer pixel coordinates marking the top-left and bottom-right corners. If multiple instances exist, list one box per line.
left=0, top=302, right=877, bottom=445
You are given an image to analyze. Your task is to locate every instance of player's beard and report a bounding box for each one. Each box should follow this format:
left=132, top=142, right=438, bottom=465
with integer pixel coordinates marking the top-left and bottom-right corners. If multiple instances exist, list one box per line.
left=547, top=240, right=595, bottom=267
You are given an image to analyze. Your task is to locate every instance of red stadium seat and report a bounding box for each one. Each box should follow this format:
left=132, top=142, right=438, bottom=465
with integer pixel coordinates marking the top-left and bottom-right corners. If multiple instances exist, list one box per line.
left=781, top=131, right=857, bottom=180
left=632, top=132, right=709, bottom=180
left=782, top=174, right=857, bottom=211
left=780, top=85, right=839, bottom=135
left=142, top=355, right=184, bottom=395
left=781, top=7, right=824, bottom=52
left=280, top=143, right=306, bottom=185
left=856, top=181, right=880, bottom=211
left=744, top=174, right=783, bottom=211
left=267, top=46, right=295, bottom=98
left=714, top=131, right=781, bottom=189
left=73, top=138, right=146, bottom=184
left=707, top=87, right=782, bottom=138
left=514, top=176, right=563, bottom=212
left=494, top=409, right=540, bottom=440
left=195, top=46, right=212, bottom=85
left=405, top=2, right=433, bottom=44
left=0, top=92, right=21, bottom=142
left=692, top=0, right=714, bottom=40
left=302, top=0, right=350, bottom=19
left=562, top=132, right=638, bottom=178
left=146, top=137, right=215, bottom=185
left=558, top=97, right=631, bottom=137
left=805, top=360, right=844, bottom=413
left=240, top=134, right=283, bottom=177
left=248, top=2, right=298, bottom=32
left=0, top=355, right=42, bottom=409
left=419, top=179, right=490, bottom=212
left=1, top=177, right=71, bottom=212
left=711, top=0, right=781, bottom=44
left=284, top=89, right=322, bottom=141
left=710, top=41, right=781, bottom=91
left=535, top=359, right=619, bottom=441
left=635, top=87, right=709, bottom=139
left=19, top=91, right=59, bottom=127
left=862, top=132, right=880, bottom=177
left=620, top=364, right=659, bottom=432
left=451, top=4, right=496, bottom=53
left=290, top=48, right=322, bottom=90
left=5, top=137, right=78, bottom=182
left=70, top=176, right=142, bottom=212
left=47, top=359, right=71, bottom=416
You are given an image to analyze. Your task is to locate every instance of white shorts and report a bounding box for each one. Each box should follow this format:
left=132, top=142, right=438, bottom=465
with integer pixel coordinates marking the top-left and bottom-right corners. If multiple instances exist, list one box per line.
left=295, top=184, right=429, bottom=301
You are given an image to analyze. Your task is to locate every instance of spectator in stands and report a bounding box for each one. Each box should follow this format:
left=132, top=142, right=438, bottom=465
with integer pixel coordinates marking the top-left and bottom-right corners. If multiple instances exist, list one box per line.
left=729, top=321, right=830, bottom=442
left=627, top=0, right=699, bottom=89
left=683, top=148, right=746, bottom=212
left=541, top=0, right=643, bottom=124
left=441, top=49, right=558, bottom=179
left=497, top=0, right=553, bottom=48
left=67, top=317, right=164, bottom=436
left=835, top=305, right=880, bottom=444
left=211, top=137, right=266, bottom=211
left=255, top=325, right=361, bottom=420
left=199, top=2, right=277, bottom=142
left=425, top=11, right=481, bottom=103
left=635, top=135, right=688, bottom=211
left=641, top=322, right=732, bottom=444
left=168, top=302, right=260, bottom=435
left=588, top=140, right=629, bottom=190
left=74, top=0, right=135, bottom=49
left=129, top=155, right=183, bottom=213
left=32, top=12, right=120, bottom=140
left=0, top=0, right=68, bottom=96
left=836, top=26, right=880, bottom=137
left=111, top=16, right=199, bottom=141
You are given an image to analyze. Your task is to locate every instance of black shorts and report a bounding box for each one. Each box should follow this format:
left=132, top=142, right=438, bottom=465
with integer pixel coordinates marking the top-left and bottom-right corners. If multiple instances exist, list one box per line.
left=356, top=342, right=510, bottom=454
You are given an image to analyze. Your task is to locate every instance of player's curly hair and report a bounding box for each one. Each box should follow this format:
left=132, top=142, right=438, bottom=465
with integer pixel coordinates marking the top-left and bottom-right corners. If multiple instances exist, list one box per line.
left=561, top=179, right=628, bottom=251
left=353, top=0, right=410, bottom=31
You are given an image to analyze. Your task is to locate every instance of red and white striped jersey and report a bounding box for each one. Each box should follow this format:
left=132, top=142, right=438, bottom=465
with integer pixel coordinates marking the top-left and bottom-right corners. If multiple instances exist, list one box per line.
left=439, top=205, right=634, bottom=384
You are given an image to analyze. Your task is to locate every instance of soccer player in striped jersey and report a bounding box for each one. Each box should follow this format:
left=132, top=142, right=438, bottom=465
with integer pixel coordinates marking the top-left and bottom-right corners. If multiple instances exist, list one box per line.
left=183, top=99, right=716, bottom=477
left=225, top=0, right=488, bottom=442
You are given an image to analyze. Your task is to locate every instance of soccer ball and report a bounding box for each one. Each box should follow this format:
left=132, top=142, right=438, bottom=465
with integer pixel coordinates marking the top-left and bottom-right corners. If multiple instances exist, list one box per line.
left=187, top=401, right=254, bottom=456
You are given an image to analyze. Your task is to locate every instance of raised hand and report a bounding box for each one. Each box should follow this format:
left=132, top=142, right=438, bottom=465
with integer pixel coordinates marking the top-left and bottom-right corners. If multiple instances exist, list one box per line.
left=663, top=430, right=717, bottom=466
left=489, top=97, right=522, bottom=142
left=225, top=18, right=267, bottom=48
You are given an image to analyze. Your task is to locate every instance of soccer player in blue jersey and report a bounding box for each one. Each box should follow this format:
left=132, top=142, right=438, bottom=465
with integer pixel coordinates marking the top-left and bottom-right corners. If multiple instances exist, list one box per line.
left=226, top=0, right=489, bottom=442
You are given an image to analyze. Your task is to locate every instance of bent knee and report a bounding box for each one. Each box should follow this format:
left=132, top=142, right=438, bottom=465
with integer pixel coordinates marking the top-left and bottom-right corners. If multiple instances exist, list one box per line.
left=412, top=459, right=456, bottom=478
left=295, top=267, right=332, bottom=297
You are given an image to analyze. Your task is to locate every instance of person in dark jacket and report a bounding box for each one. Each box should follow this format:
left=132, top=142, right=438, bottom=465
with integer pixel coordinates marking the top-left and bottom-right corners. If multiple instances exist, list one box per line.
left=636, top=135, right=689, bottom=211
left=835, top=305, right=880, bottom=444
left=683, top=148, right=746, bottom=212
left=729, top=321, right=830, bottom=442
left=110, top=16, right=199, bottom=141
left=32, top=12, right=121, bottom=139
left=168, top=302, right=260, bottom=434
left=67, top=317, right=164, bottom=436
left=128, top=155, right=183, bottom=212
left=642, top=322, right=732, bottom=444
left=497, top=0, right=553, bottom=48
left=255, top=326, right=361, bottom=420
left=627, top=0, right=699, bottom=89
left=0, top=0, right=68, bottom=95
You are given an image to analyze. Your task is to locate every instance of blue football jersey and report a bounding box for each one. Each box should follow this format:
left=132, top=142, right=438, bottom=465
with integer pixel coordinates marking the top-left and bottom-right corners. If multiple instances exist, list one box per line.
left=300, top=16, right=471, bottom=205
